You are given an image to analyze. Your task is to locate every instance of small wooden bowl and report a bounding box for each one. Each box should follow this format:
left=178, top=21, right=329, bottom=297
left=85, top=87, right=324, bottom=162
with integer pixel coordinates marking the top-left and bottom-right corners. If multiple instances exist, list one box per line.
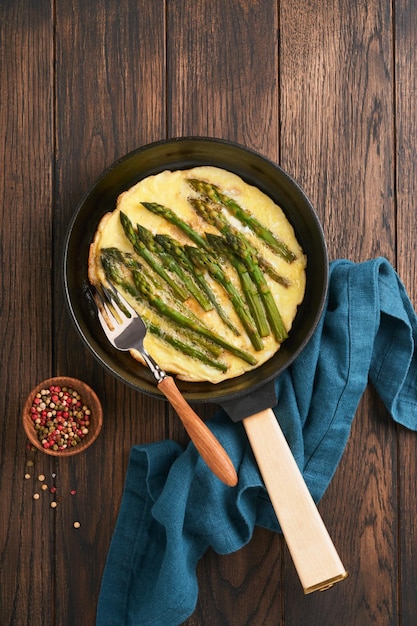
left=22, top=376, right=103, bottom=456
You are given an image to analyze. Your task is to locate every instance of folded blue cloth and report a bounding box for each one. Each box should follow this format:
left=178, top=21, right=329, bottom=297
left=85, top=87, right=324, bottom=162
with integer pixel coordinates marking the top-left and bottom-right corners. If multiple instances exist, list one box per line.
left=96, top=258, right=417, bottom=626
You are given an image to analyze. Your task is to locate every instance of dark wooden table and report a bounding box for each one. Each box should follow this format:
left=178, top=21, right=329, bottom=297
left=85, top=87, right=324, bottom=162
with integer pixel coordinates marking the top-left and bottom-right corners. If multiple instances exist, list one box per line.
left=2, top=1, right=417, bottom=624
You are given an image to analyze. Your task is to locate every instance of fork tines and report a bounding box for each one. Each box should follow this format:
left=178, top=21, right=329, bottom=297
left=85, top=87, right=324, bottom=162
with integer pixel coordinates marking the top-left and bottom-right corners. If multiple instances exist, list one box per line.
left=90, top=282, right=135, bottom=331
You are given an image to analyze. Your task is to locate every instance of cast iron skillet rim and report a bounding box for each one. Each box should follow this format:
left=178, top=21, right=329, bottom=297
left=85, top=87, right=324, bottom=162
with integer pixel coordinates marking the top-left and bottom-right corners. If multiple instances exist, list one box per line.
left=64, top=136, right=315, bottom=214
left=62, top=136, right=328, bottom=404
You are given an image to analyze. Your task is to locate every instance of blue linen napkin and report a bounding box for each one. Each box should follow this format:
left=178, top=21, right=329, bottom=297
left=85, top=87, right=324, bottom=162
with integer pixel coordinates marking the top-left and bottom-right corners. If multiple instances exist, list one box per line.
left=96, top=258, right=417, bottom=626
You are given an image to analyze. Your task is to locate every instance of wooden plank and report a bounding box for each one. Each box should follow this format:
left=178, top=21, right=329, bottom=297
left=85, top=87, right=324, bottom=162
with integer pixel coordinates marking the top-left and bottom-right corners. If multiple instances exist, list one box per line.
left=395, top=1, right=417, bottom=624
left=280, top=0, right=396, bottom=263
left=53, top=2, right=166, bottom=624
left=167, top=1, right=284, bottom=623
left=167, top=0, right=280, bottom=159
left=0, top=2, right=55, bottom=625
left=2, top=1, right=416, bottom=624
left=189, top=528, right=283, bottom=625
left=395, top=8, right=417, bottom=299
left=280, top=0, right=398, bottom=623
left=280, top=392, right=398, bottom=624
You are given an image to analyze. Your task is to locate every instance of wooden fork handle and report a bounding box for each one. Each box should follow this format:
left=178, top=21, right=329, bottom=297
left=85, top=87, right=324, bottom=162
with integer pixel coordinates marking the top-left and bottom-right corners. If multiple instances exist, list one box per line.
left=157, top=376, right=238, bottom=487
left=243, top=408, right=348, bottom=593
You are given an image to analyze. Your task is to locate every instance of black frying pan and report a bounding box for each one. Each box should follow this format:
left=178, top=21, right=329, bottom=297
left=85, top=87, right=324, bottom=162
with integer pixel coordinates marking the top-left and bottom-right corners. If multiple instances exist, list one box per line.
left=63, top=137, right=347, bottom=592
left=63, top=137, right=327, bottom=403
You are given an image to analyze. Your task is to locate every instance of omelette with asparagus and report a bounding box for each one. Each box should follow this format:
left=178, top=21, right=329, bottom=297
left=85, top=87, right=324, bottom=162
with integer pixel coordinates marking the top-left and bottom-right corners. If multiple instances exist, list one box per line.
left=88, top=166, right=306, bottom=383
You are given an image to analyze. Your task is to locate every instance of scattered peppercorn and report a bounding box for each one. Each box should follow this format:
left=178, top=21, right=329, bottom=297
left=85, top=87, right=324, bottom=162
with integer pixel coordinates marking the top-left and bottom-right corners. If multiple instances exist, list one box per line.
left=73, top=521, right=81, bottom=529
left=33, top=493, right=40, bottom=500
left=50, top=501, right=57, bottom=509
left=29, top=385, right=91, bottom=451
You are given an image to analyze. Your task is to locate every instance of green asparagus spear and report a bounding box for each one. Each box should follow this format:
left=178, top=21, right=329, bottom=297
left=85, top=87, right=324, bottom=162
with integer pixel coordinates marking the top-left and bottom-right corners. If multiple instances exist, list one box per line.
left=183, top=198, right=288, bottom=340
left=189, top=196, right=225, bottom=231
left=185, top=246, right=264, bottom=351
left=225, top=232, right=288, bottom=342
left=141, top=202, right=208, bottom=249
left=155, top=233, right=240, bottom=335
left=188, top=178, right=297, bottom=263
left=205, top=233, right=270, bottom=337
left=100, top=248, right=140, bottom=296
left=135, top=223, right=213, bottom=311
left=188, top=197, right=291, bottom=287
left=101, top=280, right=226, bottom=371
left=119, top=212, right=188, bottom=302
left=145, top=319, right=227, bottom=372
left=131, top=269, right=258, bottom=365
left=100, top=248, right=222, bottom=358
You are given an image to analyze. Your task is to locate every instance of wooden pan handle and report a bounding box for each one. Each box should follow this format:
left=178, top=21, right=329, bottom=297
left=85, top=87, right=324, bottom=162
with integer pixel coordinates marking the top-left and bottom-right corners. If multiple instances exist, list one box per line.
left=243, top=408, right=348, bottom=593
left=158, top=376, right=238, bottom=487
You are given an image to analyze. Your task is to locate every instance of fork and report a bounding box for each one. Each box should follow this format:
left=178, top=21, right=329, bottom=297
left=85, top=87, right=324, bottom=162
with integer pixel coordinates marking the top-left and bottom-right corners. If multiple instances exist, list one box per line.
left=92, top=284, right=238, bottom=487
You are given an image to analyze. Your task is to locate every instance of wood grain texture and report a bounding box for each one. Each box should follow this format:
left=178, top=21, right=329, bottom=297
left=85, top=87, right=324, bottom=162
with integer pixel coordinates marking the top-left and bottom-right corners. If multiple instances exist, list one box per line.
left=280, top=1, right=398, bottom=624
left=280, top=0, right=396, bottom=264
left=167, top=0, right=279, bottom=157
left=168, top=1, right=285, bottom=622
left=395, top=0, right=417, bottom=300
left=282, top=390, right=397, bottom=625
left=0, top=2, right=55, bottom=625
left=53, top=2, right=167, bottom=624
left=395, top=1, right=417, bottom=625
left=189, top=528, right=282, bottom=626
left=1, top=0, right=416, bottom=624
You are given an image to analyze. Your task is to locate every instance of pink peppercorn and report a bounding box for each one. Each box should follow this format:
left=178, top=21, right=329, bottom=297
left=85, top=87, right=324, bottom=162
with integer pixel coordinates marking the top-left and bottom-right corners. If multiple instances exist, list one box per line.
left=30, top=384, right=92, bottom=450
